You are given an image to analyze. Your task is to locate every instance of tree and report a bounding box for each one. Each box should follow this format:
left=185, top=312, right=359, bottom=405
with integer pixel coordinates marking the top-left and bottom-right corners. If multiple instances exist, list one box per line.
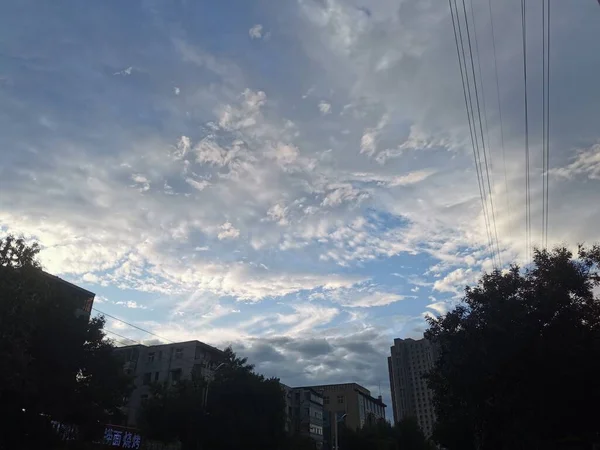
left=0, top=235, right=132, bottom=448
left=338, top=417, right=434, bottom=450
left=139, top=347, right=287, bottom=450
left=394, top=417, right=434, bottom=450
left=139, top=375, right=208, bottom=448
left=284, top=434, right=319, bottom=450
left=425, top=246, right=600, bottom=450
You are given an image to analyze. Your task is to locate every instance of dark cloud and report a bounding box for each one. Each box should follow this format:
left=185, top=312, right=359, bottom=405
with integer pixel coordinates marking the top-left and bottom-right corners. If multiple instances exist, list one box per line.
left=231, top=329, right=394, bottom=409
left=287, top=338, right=334, bottom=357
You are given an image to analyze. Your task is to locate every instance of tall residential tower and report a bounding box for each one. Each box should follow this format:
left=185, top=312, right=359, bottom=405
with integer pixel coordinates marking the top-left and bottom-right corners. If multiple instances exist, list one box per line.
left=388, top=338, right=437, bottom=436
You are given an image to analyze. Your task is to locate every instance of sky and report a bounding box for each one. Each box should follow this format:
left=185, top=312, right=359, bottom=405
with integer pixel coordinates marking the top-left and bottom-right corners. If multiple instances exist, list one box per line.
left=1, top=0, right=600, bottom=410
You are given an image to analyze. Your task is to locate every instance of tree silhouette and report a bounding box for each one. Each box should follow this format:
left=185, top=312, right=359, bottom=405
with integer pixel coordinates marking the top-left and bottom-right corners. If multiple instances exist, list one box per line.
left=0, top=235, right=132, bottom=449
left=426, top=246, right=600, bottom=450
left=139, top=347, right=286, bottom=450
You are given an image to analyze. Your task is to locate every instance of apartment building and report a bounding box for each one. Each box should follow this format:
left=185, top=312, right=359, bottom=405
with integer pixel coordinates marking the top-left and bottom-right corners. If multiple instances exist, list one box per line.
left=114, top=340, right=224, bottom=426
left=41, top=271, right=95, bottom=318
left=388, top=337, right=437, bottom=436
left=282, top=385, right=325, bottom=449
left=304, top=383, right=386, bottom=450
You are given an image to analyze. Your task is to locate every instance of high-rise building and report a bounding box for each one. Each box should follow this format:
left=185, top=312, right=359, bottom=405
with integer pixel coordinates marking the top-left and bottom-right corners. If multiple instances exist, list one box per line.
left=388, top=337, right=437, bottom=436
left=282, top=385, right=324, bottom=448
left=303, top=383, right=386, bottom=450
left=114, top=340, right=224, bottom=426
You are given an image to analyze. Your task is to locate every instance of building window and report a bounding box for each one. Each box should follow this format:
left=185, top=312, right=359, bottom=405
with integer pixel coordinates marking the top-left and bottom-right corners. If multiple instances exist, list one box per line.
left=147, top=352, right=155, bottom=363
left=175, top=348, right=184, bottom=359
left=143, top=373, right=151, bottom=385
left=324, top=396, right=329, bottom=405
left=154, top=372, right=159, bottom=381
left=158, top=351, right=162, bottom=360
left=83, top=297, right=93, bottom=314
left=337, top=395, right=344, bottom=404
left=170, top=369, right=182, bottom=384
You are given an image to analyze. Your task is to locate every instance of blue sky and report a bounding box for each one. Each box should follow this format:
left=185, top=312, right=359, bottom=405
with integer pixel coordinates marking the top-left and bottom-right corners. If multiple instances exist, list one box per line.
left=2, top=0, right=600, bottom=408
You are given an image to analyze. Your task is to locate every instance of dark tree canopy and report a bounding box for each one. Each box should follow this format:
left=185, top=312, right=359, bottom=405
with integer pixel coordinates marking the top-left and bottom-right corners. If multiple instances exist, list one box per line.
left=139, top=347, right=287, bottom=450
left=339, top=417, right=434, bottom=450
left=0, top=235, right=132, bottom=449
left=425, top=246, right=600, bottom=450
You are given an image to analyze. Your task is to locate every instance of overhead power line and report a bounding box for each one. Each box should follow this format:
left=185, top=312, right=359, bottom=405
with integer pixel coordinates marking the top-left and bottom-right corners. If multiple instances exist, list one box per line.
left=541, top=0, right=551, bottom=249
left=104, top=328, right=141, bottom=346
left=487, top=0, right=511, bottom=219
left=92, top=307, right=176, bottom=344
left=96, top=310, right=223, bottom=378
left=448, top=0, right=496, bottom=268
left=521, top=0, right=532, bottom=261
left=465, top=0, right=502, bottom=266
left=448, top=0, right=501, bottom=269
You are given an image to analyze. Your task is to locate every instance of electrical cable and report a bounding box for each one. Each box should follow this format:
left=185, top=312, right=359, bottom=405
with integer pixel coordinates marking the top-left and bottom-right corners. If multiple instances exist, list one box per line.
left=487, top=0, right=511, bottom=222
left=467, top=0, right=502, bottom=266
left=521, top=0, right=532, bottom=261
left=92, top=307, right=176, bottom=344
left=542, top=0, right=550, bottom=249
left=448, top=0, right=498, bottom=268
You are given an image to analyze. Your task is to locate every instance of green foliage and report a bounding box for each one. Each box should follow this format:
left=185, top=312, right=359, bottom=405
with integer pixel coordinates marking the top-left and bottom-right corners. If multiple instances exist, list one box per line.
left=0, top=234, right=41, bottom=268
left=0, top=235, right=132, bottom=449
left=138, top=347, right=287, bottom=450
left=425, top=246, right=600, bottom=450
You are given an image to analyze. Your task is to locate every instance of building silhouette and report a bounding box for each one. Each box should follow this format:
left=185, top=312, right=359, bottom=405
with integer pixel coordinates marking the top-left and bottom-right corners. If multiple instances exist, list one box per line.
left=388, top=337, right=437, bottom=436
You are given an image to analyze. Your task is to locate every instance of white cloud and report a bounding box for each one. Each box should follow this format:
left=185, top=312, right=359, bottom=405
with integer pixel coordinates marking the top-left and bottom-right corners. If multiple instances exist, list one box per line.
left=249, top=24, right=263, bottom=39
left=321, top=183, right=369, bottom=208
left=186, top=177, right=211, bottom=191
left=217, top=222, right=240, bottom=240
left=265, top=143, right=299, bottom=166
left=266, top=203, right=289, bottom=225
left=318, top=101, right=331, bottom=115
left=433, top=268, right=476, bottom=294
left=360, top=131, right=376, bottom=156
left=551, top=144, right=600, bottom=181
left=115, top=300, right=148, bottom=310
left=131, top=174, right=150, bottom=191
left=276, top=303, right=340, bottom=337
left=218, top=89, right=267, bottom=131
left=347, top=170, right=435, bottom=187
left=360, top=115, right=388, bottom=157
left=175, top=135, right=191, bottom=159
left=82, top=273, right=100, bottom=283
left=342, top=291, right=406, bottom=308
left=426, top=301, right=449, bottom=316
left=174, top=87, right=180, bottom=95
left=113, top=66, right=133, bottom=76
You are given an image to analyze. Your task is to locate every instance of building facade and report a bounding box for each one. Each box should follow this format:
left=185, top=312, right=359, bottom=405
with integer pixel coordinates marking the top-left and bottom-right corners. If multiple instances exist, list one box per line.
left=282, top=385, right=324, bottom=449
left=41, top=271, right=95, bottom=318
left=304, top=383, right=386, bottom=450
left=114, top=340, right=224, bottom=426
left=388, top=337, right=437, bottom=436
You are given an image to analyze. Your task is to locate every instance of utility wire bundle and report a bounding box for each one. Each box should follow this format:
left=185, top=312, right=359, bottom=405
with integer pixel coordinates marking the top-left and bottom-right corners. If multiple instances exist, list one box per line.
left=448, top=0, right=502, bottom=268
left=449, top=0, right=551, bottom=265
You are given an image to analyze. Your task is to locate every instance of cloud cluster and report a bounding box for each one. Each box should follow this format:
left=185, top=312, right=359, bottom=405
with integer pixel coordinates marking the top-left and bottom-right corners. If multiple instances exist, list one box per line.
left=2, top=0, right=600, bottom=404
